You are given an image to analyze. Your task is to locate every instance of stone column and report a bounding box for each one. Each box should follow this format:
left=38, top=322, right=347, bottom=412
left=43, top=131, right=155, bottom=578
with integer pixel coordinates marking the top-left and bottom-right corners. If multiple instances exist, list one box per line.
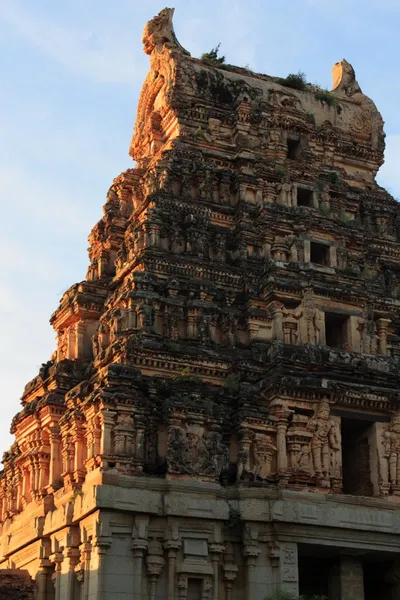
left=303, top=240, right=311, bottom=263
left=275, top=408, right=291, bottom=475
left=76, top=321, right=86, bottom=359
left=49, top=427, right=61, bottom=490
left=79, top=541, right=92, bottom=600
left=329, top=556, right=364, bottom=600
left=223, top=543, right=238, bottom=600
left=64, top=547, right=80, bottom=600
left=279, top=542, right=299, bottom=597
left=377, top=318, right=391, bottom=355
left=164, top=538, right=181, bottom=600
left=36, top=561, right=51, bottom=600
left=100, top=412, right=115, bottom=455
left=209, top=543, right=225, bottom=600
left=243, top=542, right=260, bottom=600
left=132, top=538, right=148, bottom=600
left=93, top=538, right=111, bottom=600
left=147, top=540, right=165, bottom=600
left=50, top=552, right=63, bottom=600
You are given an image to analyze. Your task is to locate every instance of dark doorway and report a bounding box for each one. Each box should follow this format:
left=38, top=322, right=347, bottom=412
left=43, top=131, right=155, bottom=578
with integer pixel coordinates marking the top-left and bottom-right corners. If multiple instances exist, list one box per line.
left=298, top=555, right=332, bottom=598
left=325, top=312, right=349, bottom=349
left=364, top=559, right=394, bottom=600
left=297, top=187, right=314, bottom=207
left=342, top=418, right=373, bottom=496
left=310, top=241, right=329, bottom=265
left=287, top=137, right=301, bottom=159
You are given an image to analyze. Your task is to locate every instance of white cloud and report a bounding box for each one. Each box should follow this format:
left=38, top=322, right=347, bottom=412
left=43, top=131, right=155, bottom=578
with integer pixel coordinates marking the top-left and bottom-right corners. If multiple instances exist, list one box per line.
left=0, top=0, right=146, bottom=86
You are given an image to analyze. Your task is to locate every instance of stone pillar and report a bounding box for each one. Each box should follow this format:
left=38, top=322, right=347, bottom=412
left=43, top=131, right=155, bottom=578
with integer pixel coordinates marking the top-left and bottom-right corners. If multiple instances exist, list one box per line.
left=76, top=321, right=86, bottom=359
left=223, top=543, right=238, bottom=600
left=79, top=541, right=92, bottom=600
left=50, top=552, right=63, bottom=600
left=303, top=240, right=311, bottom=263
left=49, top=427, right=62, bottom=490
left=275, top=408, right=291, bottom=475
left=100, top=412, right=115, bottom=455
left=74, top=425, right=86, bottom=484
left=94, top=538, right=111, bottom=600
left=147, top=540, right=165, bottom=600
left=329, top=556, right=364, bottom=600
left=377, top=318, right=391, bottom=355
left=132, top=537, right=148, bottom=600
left=279, top=542, right=299, bottom=597
left=243, top=541, right=260, bottom=599
left=36, top=562, right=51, bottom=600
left=330, top=245, right=337, bottom=268
left=164, top=538, right=181, bottom=600
left=64, top=547, right=80, bottom=600
left=209, top=543, right=225, bottom=600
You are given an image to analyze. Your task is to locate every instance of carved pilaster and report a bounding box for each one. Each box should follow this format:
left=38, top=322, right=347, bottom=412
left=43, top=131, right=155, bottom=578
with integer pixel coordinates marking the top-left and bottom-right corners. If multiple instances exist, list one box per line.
left=147, top=540, right=165, bottom=600
left=223, top=543, right=238, bottom=600
left=164, top=537, right=182, bottom=600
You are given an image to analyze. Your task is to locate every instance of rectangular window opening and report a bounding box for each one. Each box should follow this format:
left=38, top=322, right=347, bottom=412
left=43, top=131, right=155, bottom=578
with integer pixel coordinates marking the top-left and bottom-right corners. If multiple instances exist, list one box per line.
left=310, top=241, right=329, bottom=265
left=325, top=312, right=349, bottom=349
left=297, top=187, right=313, bottom=207
left=287, top=137, right=301, bottom=159
left=341, top=418, right=373, bottom=496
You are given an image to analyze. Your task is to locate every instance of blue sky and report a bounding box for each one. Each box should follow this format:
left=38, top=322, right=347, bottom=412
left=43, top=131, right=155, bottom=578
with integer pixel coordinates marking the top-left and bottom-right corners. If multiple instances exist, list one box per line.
left=0, top=0, right=399, bottom=449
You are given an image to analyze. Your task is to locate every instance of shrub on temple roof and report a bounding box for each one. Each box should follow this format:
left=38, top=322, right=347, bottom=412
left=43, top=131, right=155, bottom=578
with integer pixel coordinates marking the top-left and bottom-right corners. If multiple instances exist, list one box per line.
left=277, top=71, right=308, bottom=91
left=315, top=89, right=341, bottom=113
left=200, top=43, right=226, bottom=65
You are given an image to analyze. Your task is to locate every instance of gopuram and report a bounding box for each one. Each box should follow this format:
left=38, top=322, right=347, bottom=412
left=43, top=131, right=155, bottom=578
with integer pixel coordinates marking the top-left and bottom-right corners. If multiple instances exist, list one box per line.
left=1, top=7, right=400, bottom=600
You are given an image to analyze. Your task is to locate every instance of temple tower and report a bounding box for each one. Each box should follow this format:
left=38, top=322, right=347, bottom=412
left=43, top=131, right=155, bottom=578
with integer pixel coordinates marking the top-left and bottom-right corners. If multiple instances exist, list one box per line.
left=1, top=8, right=400, bottom=600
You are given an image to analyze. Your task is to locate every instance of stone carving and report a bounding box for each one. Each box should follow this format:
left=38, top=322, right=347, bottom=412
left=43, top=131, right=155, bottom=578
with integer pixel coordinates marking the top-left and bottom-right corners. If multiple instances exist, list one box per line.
left=167, top=423, right=226, bottom=479
left=307, top=400, right=340, bottom=487
left=278, top=175, right=295, bottom=207
left=237, top=432, right=276, bottom=482
left=381, top=411, right=400, bottom=494
left=295, top=289, right=324, bottom=345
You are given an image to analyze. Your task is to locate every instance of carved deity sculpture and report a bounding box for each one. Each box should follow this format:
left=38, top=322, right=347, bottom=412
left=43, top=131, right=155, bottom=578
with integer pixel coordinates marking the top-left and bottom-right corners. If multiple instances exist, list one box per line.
left=196, top=312, right=211, bottom=344
left=307, top=400, right=339, bottom=487
left=278, top=175, right=295, bottom=207
left=358, top=303, right=378, bottom=355
left=167, top=424, right=226, bottom=479
left=383, top=411, right=400, bottom=494
left=295, top=289, right=324, bottom=345
left=237, top=432, right=276, bottom=482
left=113, top=413, right=135, bottom=456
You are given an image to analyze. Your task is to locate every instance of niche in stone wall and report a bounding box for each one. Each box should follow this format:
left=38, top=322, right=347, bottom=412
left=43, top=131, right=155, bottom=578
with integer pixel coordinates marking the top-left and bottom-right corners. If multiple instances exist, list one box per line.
left=341, top=417, right=374, bottom=496
left=310, top=241, right=330, bottom=265
left=297, top=187, right=314, bottom=207
left=325, top=312, right=350, bottom=349
left=287, top=136, right=301, bottom=160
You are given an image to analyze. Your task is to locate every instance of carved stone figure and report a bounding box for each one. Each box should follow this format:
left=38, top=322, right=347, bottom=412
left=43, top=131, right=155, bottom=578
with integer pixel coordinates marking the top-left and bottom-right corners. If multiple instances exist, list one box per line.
left=278, top=175, right=295, bottom=207
left=383, top=411, right=400, bottom=493
left=167, top=424, right=225, bottom=479
left=295, top=289, right=324, bottom=345
left=307, top=400, right=340, bottom=486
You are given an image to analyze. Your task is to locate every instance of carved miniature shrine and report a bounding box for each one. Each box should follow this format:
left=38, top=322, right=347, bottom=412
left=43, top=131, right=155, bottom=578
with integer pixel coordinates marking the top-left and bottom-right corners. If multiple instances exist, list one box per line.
left=1, top=7, right=400, bottom=600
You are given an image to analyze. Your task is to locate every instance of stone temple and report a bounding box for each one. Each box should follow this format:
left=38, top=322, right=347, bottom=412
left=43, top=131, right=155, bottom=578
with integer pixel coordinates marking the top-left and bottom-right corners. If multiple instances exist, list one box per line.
left=1, top=7, right=400, bottom=600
